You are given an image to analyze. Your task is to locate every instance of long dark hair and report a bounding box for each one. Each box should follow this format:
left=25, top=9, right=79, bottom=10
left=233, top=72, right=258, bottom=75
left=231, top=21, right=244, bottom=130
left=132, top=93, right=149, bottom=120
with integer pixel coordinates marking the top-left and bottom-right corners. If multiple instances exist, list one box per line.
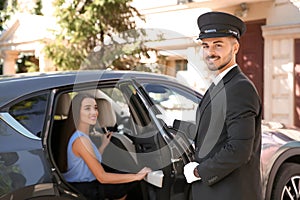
left=58, top=93, right=95, bottom=172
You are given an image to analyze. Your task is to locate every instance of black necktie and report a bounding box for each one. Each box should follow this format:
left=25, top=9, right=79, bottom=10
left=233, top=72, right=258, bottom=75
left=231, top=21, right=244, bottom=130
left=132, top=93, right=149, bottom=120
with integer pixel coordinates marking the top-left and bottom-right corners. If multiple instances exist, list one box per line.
left=199, top=82, right=215, bottom=107
left=208, top=82, right=215, bottom=91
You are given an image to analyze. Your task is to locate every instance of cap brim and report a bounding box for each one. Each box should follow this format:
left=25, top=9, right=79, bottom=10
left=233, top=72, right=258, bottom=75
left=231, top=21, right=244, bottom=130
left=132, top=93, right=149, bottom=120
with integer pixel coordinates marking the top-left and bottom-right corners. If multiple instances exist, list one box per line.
left=197, top=32, right=238, bottom=40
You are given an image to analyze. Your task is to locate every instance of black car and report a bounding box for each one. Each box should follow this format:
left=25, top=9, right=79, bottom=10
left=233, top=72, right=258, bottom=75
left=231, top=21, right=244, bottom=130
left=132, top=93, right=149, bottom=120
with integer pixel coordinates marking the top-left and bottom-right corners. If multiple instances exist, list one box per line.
left=0, top=70, right=299, bottom=200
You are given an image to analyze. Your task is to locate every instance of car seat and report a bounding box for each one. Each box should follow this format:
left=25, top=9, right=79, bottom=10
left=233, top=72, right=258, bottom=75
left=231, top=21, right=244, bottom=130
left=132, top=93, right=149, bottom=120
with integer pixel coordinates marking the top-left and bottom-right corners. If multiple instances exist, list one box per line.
left=96, top=98, right=117, bottom=133
left=94, top=98, right=138, bottom=173
left=51, top=93, right=71, bottom=172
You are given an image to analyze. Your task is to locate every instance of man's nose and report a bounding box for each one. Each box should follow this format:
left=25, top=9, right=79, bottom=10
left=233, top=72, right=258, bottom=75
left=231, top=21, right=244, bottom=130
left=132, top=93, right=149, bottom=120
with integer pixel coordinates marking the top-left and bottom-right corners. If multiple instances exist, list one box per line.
left=207, top=46, right=215, bottom=54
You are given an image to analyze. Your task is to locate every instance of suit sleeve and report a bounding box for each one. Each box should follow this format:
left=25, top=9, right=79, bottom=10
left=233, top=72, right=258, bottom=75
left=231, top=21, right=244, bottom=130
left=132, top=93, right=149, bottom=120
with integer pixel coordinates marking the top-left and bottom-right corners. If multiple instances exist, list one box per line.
left=196, top=80, right=261, bottom=186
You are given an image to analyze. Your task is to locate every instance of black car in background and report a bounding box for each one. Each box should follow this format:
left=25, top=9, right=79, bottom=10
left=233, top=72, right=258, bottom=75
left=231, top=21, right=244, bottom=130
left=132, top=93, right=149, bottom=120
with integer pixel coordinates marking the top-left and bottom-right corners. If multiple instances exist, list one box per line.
left=0, top=70, right=300, bottom=200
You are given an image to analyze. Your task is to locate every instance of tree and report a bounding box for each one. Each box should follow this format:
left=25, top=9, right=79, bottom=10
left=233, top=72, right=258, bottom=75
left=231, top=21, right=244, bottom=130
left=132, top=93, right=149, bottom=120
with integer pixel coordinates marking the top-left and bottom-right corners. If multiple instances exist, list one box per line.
left=1, top=0, right=43, bottom=32
left=44, top=0, right=151, bottom=71
left=0, top=0, right=17, bottom=32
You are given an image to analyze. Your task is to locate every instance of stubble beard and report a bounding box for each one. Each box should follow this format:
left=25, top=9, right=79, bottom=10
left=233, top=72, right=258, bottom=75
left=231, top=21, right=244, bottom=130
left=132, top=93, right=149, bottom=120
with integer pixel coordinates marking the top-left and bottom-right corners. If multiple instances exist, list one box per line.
left=205, top=51, right=233, bottom=72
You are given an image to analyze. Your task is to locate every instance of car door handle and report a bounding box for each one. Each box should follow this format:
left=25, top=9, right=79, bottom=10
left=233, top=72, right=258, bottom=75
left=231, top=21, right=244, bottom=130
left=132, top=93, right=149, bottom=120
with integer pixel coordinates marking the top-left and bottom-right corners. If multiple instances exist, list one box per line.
left=171, top=158, right=182, bottom=163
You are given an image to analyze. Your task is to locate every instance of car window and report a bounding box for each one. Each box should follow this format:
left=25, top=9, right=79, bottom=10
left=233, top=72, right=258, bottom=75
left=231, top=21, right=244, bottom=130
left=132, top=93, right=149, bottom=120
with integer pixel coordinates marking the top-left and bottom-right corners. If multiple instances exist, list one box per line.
left=102, top=86, right=155, bottom=136
left=8, top=93, right=49, bottom=137
left=100, top=87, right=130, bottom=120
left=142, top=83, right=200, bottom=126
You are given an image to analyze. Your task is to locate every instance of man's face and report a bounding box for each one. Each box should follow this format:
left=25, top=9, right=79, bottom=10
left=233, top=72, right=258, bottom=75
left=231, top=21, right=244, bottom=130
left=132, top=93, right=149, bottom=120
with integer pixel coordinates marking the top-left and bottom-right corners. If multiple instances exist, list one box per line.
left=201, top=36, right=239, bottom=73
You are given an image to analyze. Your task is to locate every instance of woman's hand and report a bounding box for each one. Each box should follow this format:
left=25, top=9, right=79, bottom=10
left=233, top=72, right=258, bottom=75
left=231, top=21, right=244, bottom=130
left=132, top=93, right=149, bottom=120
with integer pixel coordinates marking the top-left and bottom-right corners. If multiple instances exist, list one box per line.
left=99, top=132, right=112, bottom=154
left=135, top=167, right=152, bottom=181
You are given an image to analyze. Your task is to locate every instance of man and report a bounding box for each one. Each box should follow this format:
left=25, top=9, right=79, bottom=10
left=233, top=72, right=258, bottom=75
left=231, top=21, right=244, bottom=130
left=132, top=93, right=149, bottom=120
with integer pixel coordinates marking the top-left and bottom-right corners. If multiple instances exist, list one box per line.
left=183, top=11, right=262, bottom=200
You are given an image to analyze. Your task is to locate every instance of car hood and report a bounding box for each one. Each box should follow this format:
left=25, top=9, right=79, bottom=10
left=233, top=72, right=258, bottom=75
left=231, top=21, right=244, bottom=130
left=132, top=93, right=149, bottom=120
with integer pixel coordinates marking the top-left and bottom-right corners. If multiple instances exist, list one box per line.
left=262, top=121, right=300, bottom=145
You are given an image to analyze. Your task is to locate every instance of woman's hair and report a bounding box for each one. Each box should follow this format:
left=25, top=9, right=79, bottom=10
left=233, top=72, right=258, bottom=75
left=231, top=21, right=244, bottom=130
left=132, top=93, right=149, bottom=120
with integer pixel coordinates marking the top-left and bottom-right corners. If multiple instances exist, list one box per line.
left=58, top=92, right=95, bottom=172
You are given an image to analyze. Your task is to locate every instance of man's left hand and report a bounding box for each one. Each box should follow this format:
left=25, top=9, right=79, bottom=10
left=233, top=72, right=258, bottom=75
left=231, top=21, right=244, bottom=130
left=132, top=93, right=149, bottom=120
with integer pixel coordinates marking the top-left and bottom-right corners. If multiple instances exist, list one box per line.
left=184, top=162, right=201, bottom=183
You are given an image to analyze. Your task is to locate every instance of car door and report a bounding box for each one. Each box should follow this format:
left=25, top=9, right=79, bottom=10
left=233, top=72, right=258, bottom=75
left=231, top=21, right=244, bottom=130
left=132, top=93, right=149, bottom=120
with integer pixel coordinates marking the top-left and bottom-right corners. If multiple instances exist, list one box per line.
left=117, top=79, right=200, bottom=200
left=140, top=80, right=202, bottom=199
left=0, top=92, right=72, bottom=200
left=117, top=80, right=167, bottom=167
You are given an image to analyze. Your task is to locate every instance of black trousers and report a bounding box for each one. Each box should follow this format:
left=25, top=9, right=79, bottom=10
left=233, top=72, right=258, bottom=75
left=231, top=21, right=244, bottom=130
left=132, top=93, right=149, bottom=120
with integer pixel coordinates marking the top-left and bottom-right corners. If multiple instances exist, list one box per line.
left=71, top=180, right=137, bottom=200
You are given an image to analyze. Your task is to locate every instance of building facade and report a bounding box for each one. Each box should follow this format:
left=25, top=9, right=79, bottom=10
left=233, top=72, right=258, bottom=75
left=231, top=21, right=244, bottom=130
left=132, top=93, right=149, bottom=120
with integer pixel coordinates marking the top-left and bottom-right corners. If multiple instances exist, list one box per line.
left=132, top=0, right=300, bottom=127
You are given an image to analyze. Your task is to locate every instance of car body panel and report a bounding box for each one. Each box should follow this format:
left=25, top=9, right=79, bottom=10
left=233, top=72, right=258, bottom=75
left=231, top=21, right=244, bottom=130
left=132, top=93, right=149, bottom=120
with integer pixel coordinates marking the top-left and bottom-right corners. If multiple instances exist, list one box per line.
left=0, top=131, right=53, bottom=199
left=260, top=122, right=300, bottom=199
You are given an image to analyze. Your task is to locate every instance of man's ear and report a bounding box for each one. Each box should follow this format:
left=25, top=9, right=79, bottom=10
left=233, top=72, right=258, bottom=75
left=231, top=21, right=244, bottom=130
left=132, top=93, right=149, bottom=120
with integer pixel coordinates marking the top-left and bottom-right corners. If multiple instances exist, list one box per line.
left=233, top=41, right=240, bottom=54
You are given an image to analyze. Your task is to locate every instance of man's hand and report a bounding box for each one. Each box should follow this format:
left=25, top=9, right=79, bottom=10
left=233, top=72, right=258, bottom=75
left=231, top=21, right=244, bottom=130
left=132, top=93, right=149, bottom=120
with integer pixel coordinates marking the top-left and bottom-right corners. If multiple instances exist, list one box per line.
left=184, top=162, right=201, bottom=183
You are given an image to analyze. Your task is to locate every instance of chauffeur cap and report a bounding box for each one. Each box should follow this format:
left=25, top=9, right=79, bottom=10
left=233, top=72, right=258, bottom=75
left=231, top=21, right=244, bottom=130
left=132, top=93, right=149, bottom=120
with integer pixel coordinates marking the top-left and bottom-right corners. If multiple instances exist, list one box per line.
left=197, top=11, right=246, bottom=40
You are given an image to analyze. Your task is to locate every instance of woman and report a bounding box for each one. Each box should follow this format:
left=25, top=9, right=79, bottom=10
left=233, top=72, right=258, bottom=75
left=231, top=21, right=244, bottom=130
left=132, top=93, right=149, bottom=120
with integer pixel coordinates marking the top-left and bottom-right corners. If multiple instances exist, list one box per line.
left=61, top=93, right=151, bottom=200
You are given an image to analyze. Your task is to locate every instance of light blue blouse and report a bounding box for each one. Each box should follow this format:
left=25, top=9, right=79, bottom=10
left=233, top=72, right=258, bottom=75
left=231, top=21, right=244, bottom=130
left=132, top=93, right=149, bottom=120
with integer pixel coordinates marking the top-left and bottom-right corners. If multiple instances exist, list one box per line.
left=63, top=130, right=102, bottom=182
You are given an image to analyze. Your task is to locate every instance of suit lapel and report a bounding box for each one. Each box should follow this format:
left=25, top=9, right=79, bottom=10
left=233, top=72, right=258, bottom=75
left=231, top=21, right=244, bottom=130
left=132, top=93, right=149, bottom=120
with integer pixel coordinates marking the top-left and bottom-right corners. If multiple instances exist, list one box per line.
left=195, top=66, right=242, bottom=146
left=199, top=66, right=241, bottom=118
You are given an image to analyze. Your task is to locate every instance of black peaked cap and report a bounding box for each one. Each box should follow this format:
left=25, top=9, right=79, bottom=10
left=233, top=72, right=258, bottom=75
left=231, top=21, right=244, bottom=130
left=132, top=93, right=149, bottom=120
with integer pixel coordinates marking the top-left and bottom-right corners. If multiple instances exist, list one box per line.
left=197, top=11, right=246, bottom=40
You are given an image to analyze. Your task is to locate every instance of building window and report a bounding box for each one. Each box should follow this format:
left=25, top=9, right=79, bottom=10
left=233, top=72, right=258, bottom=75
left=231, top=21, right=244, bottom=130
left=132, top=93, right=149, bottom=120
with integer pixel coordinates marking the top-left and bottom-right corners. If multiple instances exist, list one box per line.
left=177, top=0, right=193, bottom=4
left=175, top=59, right=187, bottom=71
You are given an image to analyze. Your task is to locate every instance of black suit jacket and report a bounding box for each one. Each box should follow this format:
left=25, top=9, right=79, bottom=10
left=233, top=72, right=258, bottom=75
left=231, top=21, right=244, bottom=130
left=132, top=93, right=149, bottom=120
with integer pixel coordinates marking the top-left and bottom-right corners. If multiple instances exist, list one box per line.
left=192, top=66, right=262, bottom=200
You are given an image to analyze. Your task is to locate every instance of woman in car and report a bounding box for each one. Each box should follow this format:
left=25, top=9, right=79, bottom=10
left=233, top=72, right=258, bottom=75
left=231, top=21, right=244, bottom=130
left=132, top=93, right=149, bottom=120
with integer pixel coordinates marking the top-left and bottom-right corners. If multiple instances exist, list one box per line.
left=61, top=93, right=151, bottom=200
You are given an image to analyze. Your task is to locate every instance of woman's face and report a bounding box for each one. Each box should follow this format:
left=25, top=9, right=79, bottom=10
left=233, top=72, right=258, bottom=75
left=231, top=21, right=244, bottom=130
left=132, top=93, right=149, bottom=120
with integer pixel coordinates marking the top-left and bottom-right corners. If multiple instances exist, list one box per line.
left=79, top=97, right=98, bottom=126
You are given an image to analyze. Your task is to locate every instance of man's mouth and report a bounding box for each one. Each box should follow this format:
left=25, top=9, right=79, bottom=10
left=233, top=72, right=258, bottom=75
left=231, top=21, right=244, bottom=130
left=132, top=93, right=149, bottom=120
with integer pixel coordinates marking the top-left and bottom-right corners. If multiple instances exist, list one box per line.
left=207, top=56, right=220, bottom=62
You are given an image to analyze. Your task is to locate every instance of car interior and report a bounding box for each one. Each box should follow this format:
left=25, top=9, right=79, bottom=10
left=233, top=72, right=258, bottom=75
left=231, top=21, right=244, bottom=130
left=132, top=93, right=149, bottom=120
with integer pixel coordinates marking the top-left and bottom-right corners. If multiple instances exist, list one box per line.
left=49, top=84, right=192, bottom=199
left=49, top=88, right=168, bottom=199
left=51, top=90, right=139, bottom=170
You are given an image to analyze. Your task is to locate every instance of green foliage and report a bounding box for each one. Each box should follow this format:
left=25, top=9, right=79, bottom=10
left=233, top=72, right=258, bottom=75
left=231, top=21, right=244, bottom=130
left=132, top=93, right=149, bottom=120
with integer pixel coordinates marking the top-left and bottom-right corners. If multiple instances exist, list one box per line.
left=0, top=0, right=17, bottom=32
left=44, top=0, right=146, bottom=71
left=16, top=54, right=39, bottom=73
left=0, top=0, right=43, bottom=31
left=33, top=0, right=43, bottom=15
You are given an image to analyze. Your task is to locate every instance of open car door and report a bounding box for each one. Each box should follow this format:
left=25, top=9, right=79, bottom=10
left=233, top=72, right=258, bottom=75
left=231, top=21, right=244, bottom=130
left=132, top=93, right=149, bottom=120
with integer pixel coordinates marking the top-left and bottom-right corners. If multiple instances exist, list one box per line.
left=116, top=80, right=194, bottom=200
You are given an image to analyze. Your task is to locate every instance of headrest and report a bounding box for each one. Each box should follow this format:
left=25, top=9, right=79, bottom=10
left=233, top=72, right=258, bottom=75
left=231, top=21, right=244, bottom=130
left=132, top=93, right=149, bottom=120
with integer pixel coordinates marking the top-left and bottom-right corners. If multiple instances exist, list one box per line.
left=55, top=94, right=71, bottom=119
left=96, top=98, right=116, bottom=128
left=84, top=89, right=109, bottom=99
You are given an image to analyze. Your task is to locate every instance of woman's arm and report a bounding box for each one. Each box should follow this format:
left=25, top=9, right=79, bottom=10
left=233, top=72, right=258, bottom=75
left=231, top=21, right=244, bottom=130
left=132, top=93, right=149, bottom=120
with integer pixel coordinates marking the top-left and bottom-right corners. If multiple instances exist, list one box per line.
left=72, top=136, right=151, bottom=184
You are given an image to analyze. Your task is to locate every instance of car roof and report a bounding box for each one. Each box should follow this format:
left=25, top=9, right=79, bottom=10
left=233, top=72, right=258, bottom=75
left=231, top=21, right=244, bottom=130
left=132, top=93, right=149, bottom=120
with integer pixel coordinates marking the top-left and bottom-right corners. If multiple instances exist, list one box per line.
left=0, top=70, right=180, bottom=108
